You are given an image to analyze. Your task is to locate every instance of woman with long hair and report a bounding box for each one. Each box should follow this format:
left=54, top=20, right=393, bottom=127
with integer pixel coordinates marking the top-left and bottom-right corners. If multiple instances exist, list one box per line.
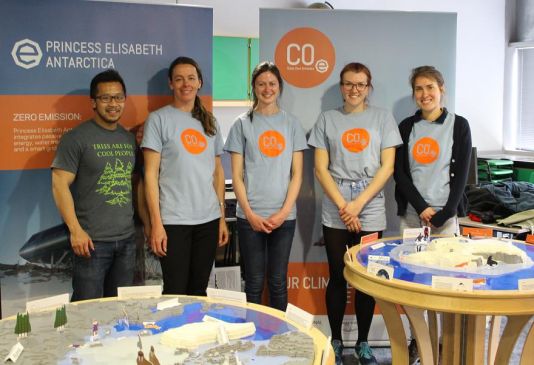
left=308, top=62, right=402, bottom=365
left=142, top=56, right=228, bottom=295
left=395, top=65, right=472, bottom=234
left=224, top=61, right=307, bottom=311
left=394, top=66, right=472, bottom=363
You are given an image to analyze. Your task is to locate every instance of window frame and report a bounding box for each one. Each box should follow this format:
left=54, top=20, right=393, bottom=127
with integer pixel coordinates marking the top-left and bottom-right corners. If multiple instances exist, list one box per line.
left=505, top=41, right=534, bottom=154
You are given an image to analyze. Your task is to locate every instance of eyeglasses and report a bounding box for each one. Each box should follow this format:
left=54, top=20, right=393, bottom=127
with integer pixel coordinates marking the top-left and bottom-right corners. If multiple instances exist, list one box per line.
left=341, top=82, right=368, bottom=91
left=95, top=94, right=126, bottom=103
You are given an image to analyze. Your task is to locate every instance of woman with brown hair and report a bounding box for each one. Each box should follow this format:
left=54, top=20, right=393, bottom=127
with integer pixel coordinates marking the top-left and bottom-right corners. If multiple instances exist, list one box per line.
left=142, top=56, right=228, bottom=295
left=308, top=62, right=402, bottom=365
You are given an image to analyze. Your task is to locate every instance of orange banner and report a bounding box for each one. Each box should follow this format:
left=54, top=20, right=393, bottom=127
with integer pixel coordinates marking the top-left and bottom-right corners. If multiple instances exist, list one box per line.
left=287, top=262, right=355, bottom=315
left=0, top=94, right=212, bottom=170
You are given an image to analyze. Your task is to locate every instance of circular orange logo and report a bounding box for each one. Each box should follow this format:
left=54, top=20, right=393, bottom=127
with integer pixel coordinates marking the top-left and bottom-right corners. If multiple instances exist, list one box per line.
left=412, top=137, right=440, bottom=164
left=341, top=128, right=370, bottom=153
left=274, top=27, right=335, bottom=88
left=181, top=128, right=207, bottom=155
left=258, top=130, right=285, bottom=157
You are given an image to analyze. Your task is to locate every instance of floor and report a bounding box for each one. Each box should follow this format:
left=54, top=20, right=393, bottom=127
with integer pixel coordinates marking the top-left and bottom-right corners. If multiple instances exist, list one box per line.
left=340, top=317, right=533, bottom=364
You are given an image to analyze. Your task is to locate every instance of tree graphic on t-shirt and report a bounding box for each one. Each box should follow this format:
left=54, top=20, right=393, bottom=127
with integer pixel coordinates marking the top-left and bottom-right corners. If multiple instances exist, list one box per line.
left=96, top=159, right=133, bottom=206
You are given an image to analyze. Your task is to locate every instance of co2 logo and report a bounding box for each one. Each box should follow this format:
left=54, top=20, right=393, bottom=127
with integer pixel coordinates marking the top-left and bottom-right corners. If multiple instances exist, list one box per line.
left=258, top=130, right=285, bottom=158
left=412, top=137, right=439, bottom=164
left=342, top=128, right=370, bottom=153
left=11, top=39, right=43, bottom=69
left=275, top=27, right=335, bottom=88
left=181, top=128, right=207, bottom=155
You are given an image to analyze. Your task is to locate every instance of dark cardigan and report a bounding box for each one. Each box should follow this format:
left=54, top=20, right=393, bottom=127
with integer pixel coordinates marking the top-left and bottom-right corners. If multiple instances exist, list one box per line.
left=394, top=109, right=472, bottom=227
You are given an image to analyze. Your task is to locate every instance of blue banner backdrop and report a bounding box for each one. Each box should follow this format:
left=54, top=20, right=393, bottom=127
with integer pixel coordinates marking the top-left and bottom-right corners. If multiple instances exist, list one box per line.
left=0, top=0, right=212, bottom=317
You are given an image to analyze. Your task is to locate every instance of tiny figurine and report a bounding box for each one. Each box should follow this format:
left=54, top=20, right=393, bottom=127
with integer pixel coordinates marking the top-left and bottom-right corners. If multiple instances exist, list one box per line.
left=121, top=305, right=130, bottom=329
left=415, top=234, right=425, bottom=252
left=91, top=320, right=99, bottom=339
left=487, top=255, right=498, bottom=267
left=149, top=346, right=160, bottom=365
left=423, top=226, right=430, bottom=241
left=136, top=350, right=151, bottom=365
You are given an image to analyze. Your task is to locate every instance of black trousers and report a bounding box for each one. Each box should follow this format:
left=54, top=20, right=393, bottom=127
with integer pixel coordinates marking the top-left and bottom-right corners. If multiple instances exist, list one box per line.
left=160, top=219, right=219, bottom=295
left=323, top=225, right=383, bottom=343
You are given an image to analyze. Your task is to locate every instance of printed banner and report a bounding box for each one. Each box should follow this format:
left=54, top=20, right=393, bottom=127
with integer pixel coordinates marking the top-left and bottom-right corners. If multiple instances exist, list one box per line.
left=260, top=8, right=456, bottom=341
left=0, top=0, right=212, bottom=317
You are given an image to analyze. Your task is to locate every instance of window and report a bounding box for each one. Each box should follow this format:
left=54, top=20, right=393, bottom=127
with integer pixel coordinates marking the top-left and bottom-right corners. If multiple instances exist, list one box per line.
left=509, top=43, right=534, bottom=152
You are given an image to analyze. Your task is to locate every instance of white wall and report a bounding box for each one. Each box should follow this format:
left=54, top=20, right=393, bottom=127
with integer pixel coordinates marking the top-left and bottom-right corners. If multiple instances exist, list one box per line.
left=182, top=0, right=506, bottom=152
left=107, top=0, right=507, bottom=150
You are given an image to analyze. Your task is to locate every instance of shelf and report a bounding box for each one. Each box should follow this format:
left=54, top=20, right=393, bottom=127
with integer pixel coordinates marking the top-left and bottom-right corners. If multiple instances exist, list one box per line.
left=213, top=100, right=252, bottom=107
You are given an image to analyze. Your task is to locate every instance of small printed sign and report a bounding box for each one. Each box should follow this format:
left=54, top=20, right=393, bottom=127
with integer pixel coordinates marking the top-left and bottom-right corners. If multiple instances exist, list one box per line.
left=285, top=303, right=314, bottom=330
left=370, top=242, right=385, bottom=250
left=203, top=315, right=225, bottom=323
left=461, top=227, right=493, bottom=238
left=206, top=288, right=247, bottom=304
left=360, top=232, right=379, bottom=246
left=367, top=261, right=394, bottom=280
left=156, top=297, right=180, bottom=311
left=117, top=285, right=162, bottom=300
left=26, top=293, right=69, bottom=313
left=402, top=227, right=424, bottom=243
left=518, top=278, right=534, bottom=291
left=431, top=276, right=473, bottom=291
left=368, top=255, right=390, bottom=263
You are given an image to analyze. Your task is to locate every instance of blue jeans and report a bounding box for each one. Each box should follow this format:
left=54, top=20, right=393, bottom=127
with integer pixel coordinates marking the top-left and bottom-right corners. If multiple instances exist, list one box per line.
left=71, top=235, right=136, bottom=302
left=237, top=218, right=295, bottom=311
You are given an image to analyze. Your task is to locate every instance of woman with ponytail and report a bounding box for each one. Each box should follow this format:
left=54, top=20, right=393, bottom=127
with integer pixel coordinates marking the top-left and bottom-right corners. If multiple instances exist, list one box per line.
left=224, top=62, right=307, bottom=311
left=142, top=56, right=228, bottom=295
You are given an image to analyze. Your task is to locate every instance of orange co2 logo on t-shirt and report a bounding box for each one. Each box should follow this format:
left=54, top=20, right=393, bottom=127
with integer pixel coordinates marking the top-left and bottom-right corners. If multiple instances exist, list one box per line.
left=342, top=128, right=370, bottom=153
left=274, top=27, right=335, bottom=88
left=412, top=137, right=439, bottom=164
left=181, top=128, right=207, bottom=155
left=259, top=130, right=285, bottom=157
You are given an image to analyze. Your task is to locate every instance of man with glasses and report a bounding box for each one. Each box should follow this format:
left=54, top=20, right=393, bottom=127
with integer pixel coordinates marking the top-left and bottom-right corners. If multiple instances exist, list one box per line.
left=52, top=69, right=140, bottom=301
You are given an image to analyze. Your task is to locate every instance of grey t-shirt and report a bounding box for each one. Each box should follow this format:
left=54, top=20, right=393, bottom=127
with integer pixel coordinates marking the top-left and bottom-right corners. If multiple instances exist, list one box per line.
left=224, top=110, right=308, bottom=219
left=408, top=112, right=455, bottom=208
left=308, top=106, right=402, bottom=230
left=51, top=120, right=136, bottom=241
left=141, top=105, right=224, bottom=225
left=308, top=106, right=402, bottom=179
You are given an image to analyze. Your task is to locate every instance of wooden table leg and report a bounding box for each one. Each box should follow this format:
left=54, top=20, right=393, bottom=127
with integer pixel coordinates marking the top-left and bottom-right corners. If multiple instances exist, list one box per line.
left=465, top=314, right=486, bottom=365
left=520, top=318, right=534, bottom=365
left=487, top=316, right=502, bottom=365
left=375, top=299, right=408, bottom=365
left=441, top=313, right=461, bottom=365
left=428, top=311, right=439, bottom=364
left=494, top=315, right=532, bottom=365
left=404, top=306, right=435, bottom=365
